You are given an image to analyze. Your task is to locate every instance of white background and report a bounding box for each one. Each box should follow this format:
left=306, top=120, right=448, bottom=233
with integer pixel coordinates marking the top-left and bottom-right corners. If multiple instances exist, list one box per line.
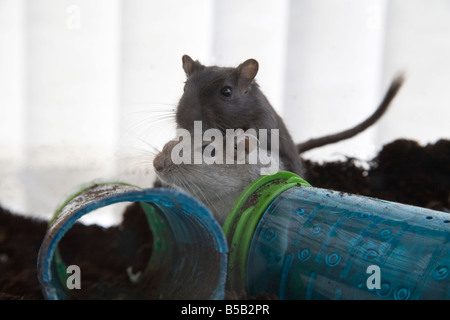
left=1, top=0, right=449, bottom=225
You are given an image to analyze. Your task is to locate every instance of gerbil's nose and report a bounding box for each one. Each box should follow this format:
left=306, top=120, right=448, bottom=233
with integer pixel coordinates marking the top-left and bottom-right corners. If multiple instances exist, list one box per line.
left=153, top=155, right=165, bottom=172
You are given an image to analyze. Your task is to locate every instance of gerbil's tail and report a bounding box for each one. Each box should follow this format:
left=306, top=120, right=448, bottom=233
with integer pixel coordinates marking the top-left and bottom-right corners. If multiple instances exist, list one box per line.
left=296, top=72, right=405, bottom=153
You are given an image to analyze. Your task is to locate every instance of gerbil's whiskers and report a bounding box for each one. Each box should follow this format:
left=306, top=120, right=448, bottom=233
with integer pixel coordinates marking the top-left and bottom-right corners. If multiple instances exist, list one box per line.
left=122, top=102, right=177, bottom=138
left=125, top=110, right=176, bottom=134
left=117, top=131, right=162, bottom=171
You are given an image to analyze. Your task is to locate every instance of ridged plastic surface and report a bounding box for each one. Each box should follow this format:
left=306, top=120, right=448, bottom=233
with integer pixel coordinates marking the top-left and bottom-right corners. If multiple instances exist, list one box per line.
left=247, top=186, right=450, bottom=299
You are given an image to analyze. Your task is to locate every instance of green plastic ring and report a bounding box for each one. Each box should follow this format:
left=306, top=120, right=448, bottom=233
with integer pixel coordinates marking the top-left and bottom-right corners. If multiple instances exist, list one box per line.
left=223, top=171, right=310, bottom=293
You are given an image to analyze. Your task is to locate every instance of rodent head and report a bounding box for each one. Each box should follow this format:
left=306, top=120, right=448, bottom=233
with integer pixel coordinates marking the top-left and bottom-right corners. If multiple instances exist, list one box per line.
left=176, top=55, right=274, bottom=133
left=153, top=130, right=283, bottom=224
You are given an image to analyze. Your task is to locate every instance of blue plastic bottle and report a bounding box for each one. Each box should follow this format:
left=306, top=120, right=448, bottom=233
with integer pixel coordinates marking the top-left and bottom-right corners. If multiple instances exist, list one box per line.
left=224, top=171, right=450, bottom=300
left=37, top=183, right=228, bottom=300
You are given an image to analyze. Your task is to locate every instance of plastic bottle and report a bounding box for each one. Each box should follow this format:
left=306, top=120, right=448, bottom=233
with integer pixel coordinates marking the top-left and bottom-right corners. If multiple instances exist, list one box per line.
left=37, top=183, right=228, bottom=300
left=224, top=171, right=450, bottom=299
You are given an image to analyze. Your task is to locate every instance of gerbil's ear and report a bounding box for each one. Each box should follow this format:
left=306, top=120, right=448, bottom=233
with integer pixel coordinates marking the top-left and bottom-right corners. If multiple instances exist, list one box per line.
left=182, top=55, right=201, bottom=77
left=236, top=59, right=259, bottom=93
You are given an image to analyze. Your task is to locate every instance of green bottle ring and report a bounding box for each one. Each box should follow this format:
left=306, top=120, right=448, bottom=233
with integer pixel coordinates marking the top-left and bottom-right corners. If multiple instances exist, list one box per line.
left=223, top=171, right=310, bottom=293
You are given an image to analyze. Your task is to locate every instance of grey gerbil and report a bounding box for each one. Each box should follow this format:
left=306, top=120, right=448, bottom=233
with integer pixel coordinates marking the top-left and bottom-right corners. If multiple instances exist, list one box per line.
left=176, top=55, right=404, bottom=178
left=152, top=56, right=404, bottom=223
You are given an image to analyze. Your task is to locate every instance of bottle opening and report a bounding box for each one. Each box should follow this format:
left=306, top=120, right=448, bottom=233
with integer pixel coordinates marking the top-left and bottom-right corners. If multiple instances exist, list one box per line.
left=37, top=183, right=228, bottom=300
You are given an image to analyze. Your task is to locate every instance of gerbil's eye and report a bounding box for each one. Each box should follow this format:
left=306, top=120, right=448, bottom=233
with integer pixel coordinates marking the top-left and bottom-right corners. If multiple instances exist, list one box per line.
left=220, top=86, right=232, bottom=97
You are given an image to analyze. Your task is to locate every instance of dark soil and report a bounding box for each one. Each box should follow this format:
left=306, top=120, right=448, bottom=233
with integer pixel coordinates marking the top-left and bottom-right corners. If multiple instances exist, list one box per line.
left=0, top=138, right=449, bottom=300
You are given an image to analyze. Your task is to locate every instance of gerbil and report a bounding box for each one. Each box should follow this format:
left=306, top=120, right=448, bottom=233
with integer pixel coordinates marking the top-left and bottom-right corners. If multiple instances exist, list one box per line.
left=152, top=56, right=405, bottom=222
left=153, top=131, right=283, bottom=225
left=176, top=55, right=404, bottom=178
